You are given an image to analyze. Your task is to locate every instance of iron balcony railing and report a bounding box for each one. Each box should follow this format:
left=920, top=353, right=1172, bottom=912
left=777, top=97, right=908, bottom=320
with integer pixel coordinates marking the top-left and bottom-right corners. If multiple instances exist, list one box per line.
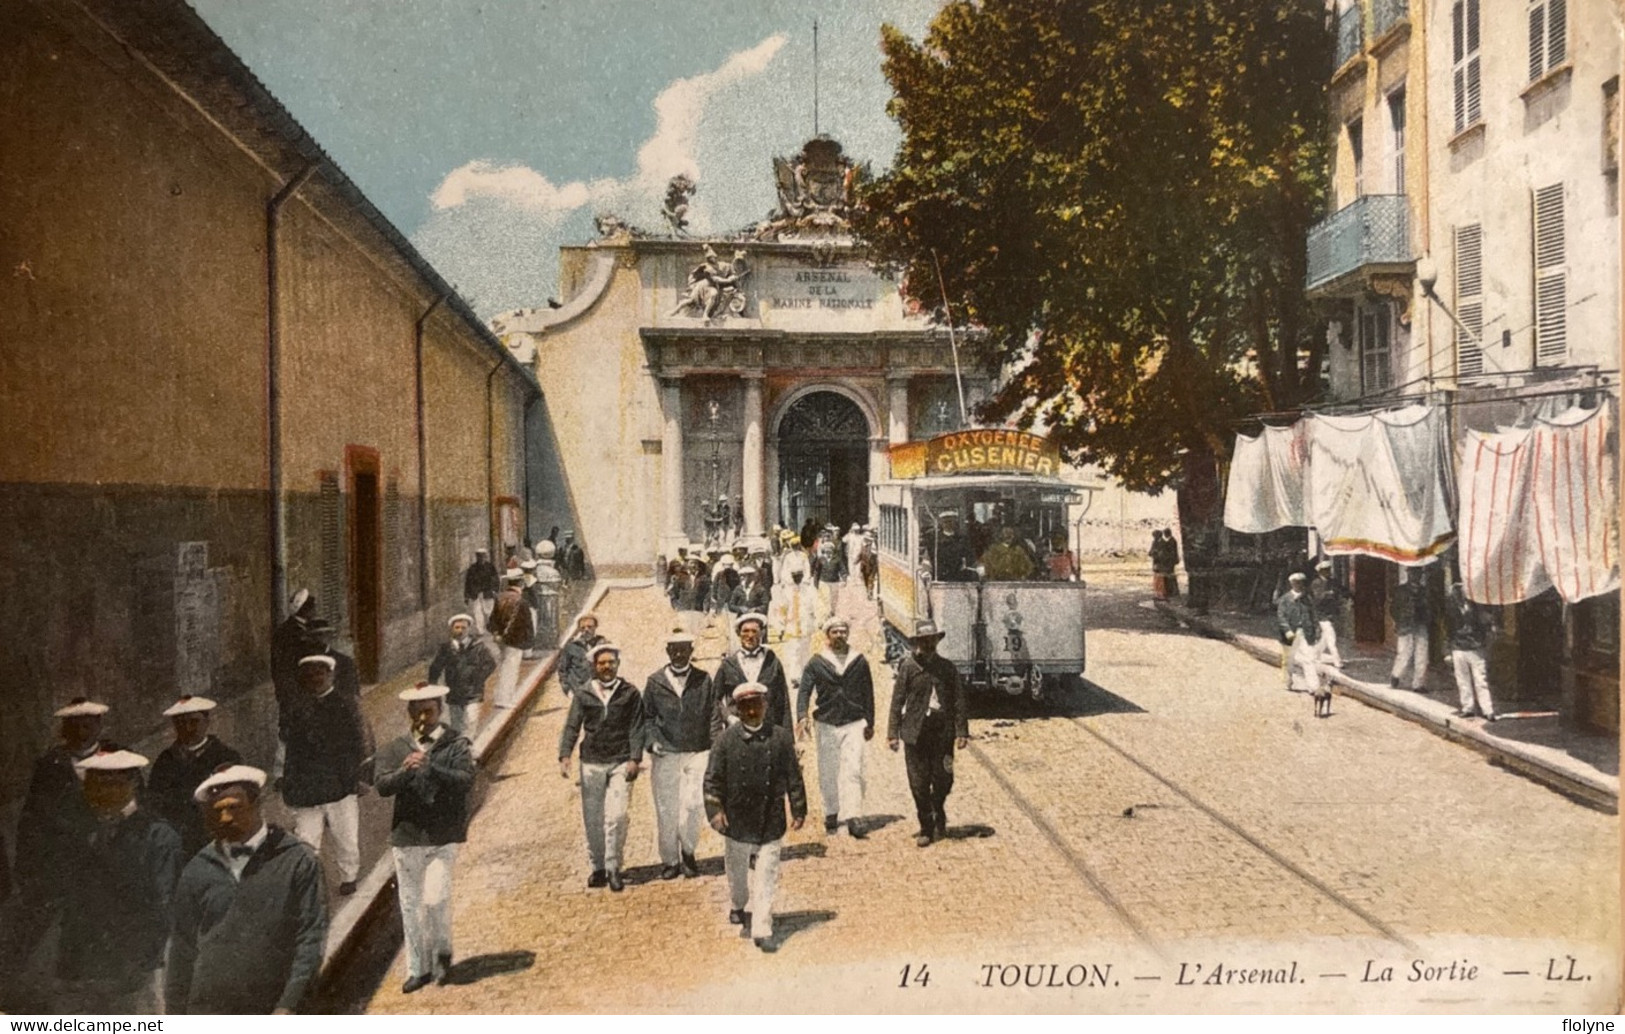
left=1334, top=5, right=1363, bottom=68
left=1305, top=194, right=1412, bottom=291
left=1373, top=0, right=1408, bottom=39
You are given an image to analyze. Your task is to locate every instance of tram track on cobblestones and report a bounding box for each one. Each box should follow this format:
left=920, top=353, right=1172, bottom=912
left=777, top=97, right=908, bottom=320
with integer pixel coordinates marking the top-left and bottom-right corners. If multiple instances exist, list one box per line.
left=964, top=717, right=1415, bottom=955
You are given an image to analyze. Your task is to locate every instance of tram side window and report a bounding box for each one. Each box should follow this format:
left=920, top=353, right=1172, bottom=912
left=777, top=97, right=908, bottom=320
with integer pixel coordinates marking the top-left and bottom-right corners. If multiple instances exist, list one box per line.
left=879, top=504, right=905, bottom=555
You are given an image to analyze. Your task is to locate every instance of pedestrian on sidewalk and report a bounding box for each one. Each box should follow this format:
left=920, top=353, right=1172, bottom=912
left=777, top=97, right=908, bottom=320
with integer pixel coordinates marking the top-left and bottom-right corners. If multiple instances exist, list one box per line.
left=770, top=568, right=822, bottom=690
left=1150, top=530, right=1179, bottom=599
left=167, top=766, right=326, bottom=1015
left=704, top=683, right=807, bottom=953
left=1445, top=583, right=1498, bottom=721
left=558, top=613, right=605, bottom=699
left=1275, top=573, right=1322, bottom=693
left=489, top=571, right=535, bottom=710
left=281, top=655, right=372, bottom=896
left=463, top=548, right=500, bottom=634
left=888, top=621, right=968, bottom=848
left=1389, top=574, right=1431, bottom=691
left=796, top=617, right=875, bottom=839
left=1309, top=559, right=1347, bottom=669
left=375, top=684, right=476, bottom=994
left=51, top=749, right=181, bottom=1014
left=429, top=614, right=496, bottom=736
left=148, top=695, right=242, bottom=858
left=272, top=589, right=321, bottom=711
left=639, top=632, right=716, bottom=880
left=713, top=613, right=792, bottom=735
left=557, top=644, right=644, bottom=892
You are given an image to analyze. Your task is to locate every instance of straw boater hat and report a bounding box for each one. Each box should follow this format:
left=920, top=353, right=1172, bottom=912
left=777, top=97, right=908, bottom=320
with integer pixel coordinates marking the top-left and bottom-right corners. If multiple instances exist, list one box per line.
left=731, top=682, right=768, bottom=702
left=192, top=764, right=267, bottom=803
left=587, top=642, right=621, bottom=664
left=399, top=682, right=450, bottom=702
left=733, top=612, right=768, bottom=633
left=162, top=695, right=217, bottom=717
left=662, top=631, right=696, bottom=647
left=909, top=620, right=947, bottom=642
left=75, top=750, right=148, bottom=777
left=54, top=697, right=110, bottom=718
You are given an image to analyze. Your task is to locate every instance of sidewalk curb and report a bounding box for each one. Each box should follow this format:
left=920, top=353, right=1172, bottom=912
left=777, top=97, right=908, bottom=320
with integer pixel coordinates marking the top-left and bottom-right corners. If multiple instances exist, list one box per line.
left=1155, top=601, right=1619, bottom=814
left=317, top=580, right=618, bottom=982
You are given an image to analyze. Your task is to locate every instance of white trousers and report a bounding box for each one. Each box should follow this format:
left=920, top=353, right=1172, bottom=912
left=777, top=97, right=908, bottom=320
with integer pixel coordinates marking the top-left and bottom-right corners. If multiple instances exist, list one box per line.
left=579, top=761, right=631, bottom=872
left=1391, top=629, right=1429, bottom=689
left=470, top=596, right=494, bottom=634
left=1286, top=632, right=1322, bottom=692
left=723, top=836, right=782, bottom=939
left=493, top=645, right=524, bottom=708
left=1452, top=648, right=1494, bottom=716
left=816, top=719, right=866, bottom=823
left=392, top=844, right=459, bottom=979
left=447, top=701, right=482, bottom=736
left=779, top=636, right=810, bottom=687
left=1316, top=620, right=1343, bottom=667
left=650, top=750, right=708, bottom=865
left=291, top=795, right=361, bottom=882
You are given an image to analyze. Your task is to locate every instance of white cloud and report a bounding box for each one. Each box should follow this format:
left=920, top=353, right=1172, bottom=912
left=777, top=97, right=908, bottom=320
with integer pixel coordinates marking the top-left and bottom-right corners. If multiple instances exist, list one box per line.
left=429, top=162, right=612, bottom=214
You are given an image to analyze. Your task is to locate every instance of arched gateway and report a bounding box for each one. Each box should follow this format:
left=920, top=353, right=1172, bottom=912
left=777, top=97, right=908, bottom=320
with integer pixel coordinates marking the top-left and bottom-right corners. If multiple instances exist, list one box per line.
left=776, top=390, right=871, bottom=534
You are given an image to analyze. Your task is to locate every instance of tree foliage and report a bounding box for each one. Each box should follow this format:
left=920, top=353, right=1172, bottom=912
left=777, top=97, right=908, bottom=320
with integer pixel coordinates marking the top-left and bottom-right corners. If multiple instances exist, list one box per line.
left=855, top=0, right=1331, bottom=491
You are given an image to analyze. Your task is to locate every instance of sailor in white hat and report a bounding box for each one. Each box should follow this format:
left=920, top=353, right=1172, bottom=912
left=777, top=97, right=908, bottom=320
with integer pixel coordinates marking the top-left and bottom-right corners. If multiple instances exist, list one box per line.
left=282, top=655, right=372, bottom=895
left=272, top=589, right=320, bottom=706
left=769, top=557, right=824, bottom=687
left=727, top=563, right=771, bottom=629
left=713, top=613, right=792, bottom=732
left=1309, top=558, right=1346, bottom=670
left=169, top=765, right=326, bottom=1015
left=796, top=615, right=876, bottom=838
left=463, top=548, right=500, bottom=634
left=704, top=682, right=807, bottom=952
left=148, top=695, right=243, bottom=857
left=639, top=631, right=715, bottom=880
left=375, top=684, right=475, bottom=993
left=488, top=570, right=536, bottom=709
left=557, top=643, right=642, bottom=892
left=557, top=612, right=605, bottom=699
left=429, top=613, right=496, bottom=734
left=52, top=749, right=181, bottom=1014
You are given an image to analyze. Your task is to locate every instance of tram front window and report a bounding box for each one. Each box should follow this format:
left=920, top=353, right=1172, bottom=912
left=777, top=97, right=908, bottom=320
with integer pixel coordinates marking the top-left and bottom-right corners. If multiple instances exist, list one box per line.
left=917, top=487, right=1072, bottom=582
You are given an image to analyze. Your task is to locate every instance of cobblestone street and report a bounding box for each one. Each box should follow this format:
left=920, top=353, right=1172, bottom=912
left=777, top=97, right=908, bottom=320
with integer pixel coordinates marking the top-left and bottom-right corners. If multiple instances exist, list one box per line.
left=348, top=574, right=1618, bottom=1014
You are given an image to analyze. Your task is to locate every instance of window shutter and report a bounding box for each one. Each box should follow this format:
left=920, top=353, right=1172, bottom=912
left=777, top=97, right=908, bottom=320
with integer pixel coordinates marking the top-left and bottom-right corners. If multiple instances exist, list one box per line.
left=1548, top=0, right=1567, bottom=69
left=1529, top=5, right=1547, bottom=82
left=1466, top=56, right=1482, bottom=125
left=319, top=471, right=343, bottom=624
left=1533, top=183, right=1567, bottom=365
left=1466, top=0, right=1479, bottom=51
left=1454, top=224, right=1484, bottom=377
left=1452, top=1, right=1464, bottom=64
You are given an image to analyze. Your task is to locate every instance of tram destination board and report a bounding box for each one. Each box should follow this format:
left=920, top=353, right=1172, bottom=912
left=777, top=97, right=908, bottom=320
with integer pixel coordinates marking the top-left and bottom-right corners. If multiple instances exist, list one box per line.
left=891, top=430, right=1064, bottom=478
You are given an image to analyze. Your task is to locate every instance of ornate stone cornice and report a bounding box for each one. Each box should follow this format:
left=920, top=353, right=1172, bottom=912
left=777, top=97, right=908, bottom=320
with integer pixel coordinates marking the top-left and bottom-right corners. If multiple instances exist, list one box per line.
left=641, top=328, right=961, bottom=378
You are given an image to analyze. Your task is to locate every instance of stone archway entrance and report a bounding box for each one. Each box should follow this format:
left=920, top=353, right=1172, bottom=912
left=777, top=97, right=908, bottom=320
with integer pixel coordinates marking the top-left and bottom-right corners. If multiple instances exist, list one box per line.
left=777, top=390, right=870, bottom=535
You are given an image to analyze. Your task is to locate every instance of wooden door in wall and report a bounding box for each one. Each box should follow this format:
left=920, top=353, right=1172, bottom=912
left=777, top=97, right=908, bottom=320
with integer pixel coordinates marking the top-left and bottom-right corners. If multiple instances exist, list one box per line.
left=347, top=446, right=383, bottom=682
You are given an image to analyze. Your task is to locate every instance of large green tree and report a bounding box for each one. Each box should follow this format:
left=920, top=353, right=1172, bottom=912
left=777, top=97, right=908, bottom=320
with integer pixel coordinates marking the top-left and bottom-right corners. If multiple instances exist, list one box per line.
left=856, top=0, right=1331, bottom=491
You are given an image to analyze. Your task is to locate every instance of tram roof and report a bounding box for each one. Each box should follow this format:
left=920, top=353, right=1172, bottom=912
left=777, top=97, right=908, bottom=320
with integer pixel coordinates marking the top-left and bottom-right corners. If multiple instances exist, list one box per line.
left=874, top=473, right=1103, bottom=494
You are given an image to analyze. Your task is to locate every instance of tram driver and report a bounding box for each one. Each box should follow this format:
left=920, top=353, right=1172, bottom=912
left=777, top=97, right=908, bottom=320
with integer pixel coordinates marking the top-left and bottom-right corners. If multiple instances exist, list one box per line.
left=922, top=511, right=976, bottom=582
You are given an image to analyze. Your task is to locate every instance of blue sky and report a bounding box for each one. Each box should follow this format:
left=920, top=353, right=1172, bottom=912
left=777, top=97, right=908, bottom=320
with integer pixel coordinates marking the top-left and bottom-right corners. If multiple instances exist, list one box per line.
left=189, top=0, right=942, bottom=315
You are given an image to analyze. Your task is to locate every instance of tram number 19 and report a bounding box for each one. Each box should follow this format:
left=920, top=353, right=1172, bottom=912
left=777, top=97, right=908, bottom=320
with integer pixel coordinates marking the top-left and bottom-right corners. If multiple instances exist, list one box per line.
left=899, top=963, right=932, bottom=988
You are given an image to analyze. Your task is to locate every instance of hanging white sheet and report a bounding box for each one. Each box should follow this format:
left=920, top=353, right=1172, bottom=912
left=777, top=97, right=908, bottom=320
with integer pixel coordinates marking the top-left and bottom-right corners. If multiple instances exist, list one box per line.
left=1304, top=404, right=1455, bottom=565
left=1223, top=423, right=1308, bottom=534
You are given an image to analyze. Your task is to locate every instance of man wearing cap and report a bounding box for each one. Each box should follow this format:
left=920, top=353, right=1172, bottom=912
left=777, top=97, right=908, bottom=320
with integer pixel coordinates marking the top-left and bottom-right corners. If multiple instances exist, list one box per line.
left=561, top=532, right=586, bottom=582
left=489, top=570, right=536, bottom=710
left=528, top=541, right=563, bottom=648
left=712, top=613, right=793, bottom=736
left=728, top=564, right=771, bottom=621
left=429, top=613, right=496, bottom=734
left=148, top=696, right=243, bottom=857
left=272, top=590, right=321, bottom=710
left=1275, top=572, right=1322, bottom=693
left=1389, top=573, right=1432, bottom=691
left=305, top=618, right=363, bottom=701
left=704, top=683, right=807, bottom=952
left=281, top=655, right=372, bottom=895
left=776, top=530, right=810, bottom=590
left=1309, top=559, right=1347, bottom=669
left=926, top=513, right=975, bottom=582
left=842, top=523, right=867, bottom=585
left=771, top=566, right=824, bottom=689
left=463, top=548, right=501, bottom=634
left=1, top=698, right=114, bottom=1004
left=557, top=613, right=605, bottom=699
left=375, top=684, right=476, bottom=993
left=168, top=766, right=327, bottom=1014
left=1445, top=582, right=1498, bottom=721
left=558, top=644, right=644, bottom=892
left=888, top=622, right=969, bottom=847
left=52, top=750, right=182, bottom=1013
left=640, top=632, right=716, bottom=880
left=797, top=618, right=875, bottom=839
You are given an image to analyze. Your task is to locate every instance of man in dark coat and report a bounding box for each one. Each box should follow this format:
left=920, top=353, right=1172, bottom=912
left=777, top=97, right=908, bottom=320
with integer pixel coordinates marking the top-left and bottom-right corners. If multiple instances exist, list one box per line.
left=375, top=684, right=477, bottom=993
left=1276, top=572, right=1322, bottom=693
left=926, top=513, right=976, bottom=582
left=1389, top=574, right=1432, bottom=691
left=147, top=695, right=243, bottom=858
left=167, top=766, right=327, bottom=1015
left=53, top=750, right=182, bottom=1013
left=557, top=643, right=644, bottom=892
left=711, top=613, right=792, bottom=736
left=304, top=619, right=362, bottom=700
left=639, top=632, right=716, bottom=880
left=489, top=571, right=535, bottom=709
left=557, top=613, right=604, bottom=699
left=428, top=613, right=496, bottom=734
left=561, top=532, right=586, bottom=582
left=281, top=655, right=372, bottom=895
left=462, top=548, right=500, bottom=634
left=705, top=683, right=807, bottom=952
left=797, top=617, right=875, bottom=839
left=887, top=621, right=969, bottom=847
left=1445, top=582, right=1497, bottom=721
left=0, top=698, right=114, bottom=1009
left=728, top=565, right=771, bottom=620
left=271, top=589, right=320, bottom=711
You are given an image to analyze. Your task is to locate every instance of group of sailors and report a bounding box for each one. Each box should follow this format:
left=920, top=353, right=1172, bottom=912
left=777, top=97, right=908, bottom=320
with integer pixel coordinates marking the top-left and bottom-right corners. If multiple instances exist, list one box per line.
left=665, top=524, right=882, bottom=629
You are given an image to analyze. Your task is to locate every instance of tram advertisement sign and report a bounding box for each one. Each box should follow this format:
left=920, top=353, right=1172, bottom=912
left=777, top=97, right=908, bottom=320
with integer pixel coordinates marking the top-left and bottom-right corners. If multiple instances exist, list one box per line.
left=890, top=430, right=1062, bottom=478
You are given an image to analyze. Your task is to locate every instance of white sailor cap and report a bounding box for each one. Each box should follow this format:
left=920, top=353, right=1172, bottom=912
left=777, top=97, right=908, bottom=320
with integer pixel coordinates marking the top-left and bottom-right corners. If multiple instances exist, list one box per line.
left=731, top=682, right=768, bottom=702
left=536, top=541, right=557, bottom=559
left=519, top=560, right=538, bottom=571
left=1315, top=558, right=1333, bottom=571
left=718, top=556, right=736, bottom=568
left=663, top=630, right=696, bottom=647
left=733, top=611, right=768, bottom=632
left=289, top=588, right=311, bottom=612
left=822, top=616, right=851, bottom=632
left=162, top=695, right=217, bottom=717
left=739, top=565, right=758, bottom=576
left=193, top=765, right=268, bottom=802
left=587, top=642, right=621, bottom=663
left=297, top=654, right=336, bottom=670
left=448, top=613, right=474, bottom=627
left=1288, top=572, right=1308, bottom=584
left=75, top=749, right=148, bottom=773
left=399, top=682, right=450, bottom=703
left=503, top=569, right=526, bottom=582
left=54, top=697, right=110, bottom=719
left=475, top=547, right=490, bottom=555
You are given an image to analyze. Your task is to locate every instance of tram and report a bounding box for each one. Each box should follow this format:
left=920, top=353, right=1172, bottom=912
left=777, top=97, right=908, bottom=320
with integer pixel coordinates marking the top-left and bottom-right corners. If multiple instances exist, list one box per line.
left=872, top=430, right=1099, bottom=698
